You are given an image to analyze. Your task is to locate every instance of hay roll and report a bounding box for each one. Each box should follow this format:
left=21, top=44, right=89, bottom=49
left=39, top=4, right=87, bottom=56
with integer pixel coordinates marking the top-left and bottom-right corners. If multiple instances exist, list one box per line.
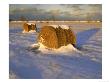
left=38, top=25, right=76, bottom=49
left=23, top=23, right=36, bottom=32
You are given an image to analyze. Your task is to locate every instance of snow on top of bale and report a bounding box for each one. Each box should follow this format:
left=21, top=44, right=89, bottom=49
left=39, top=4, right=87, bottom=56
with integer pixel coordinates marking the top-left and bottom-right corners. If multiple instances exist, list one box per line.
left=49, top=25, right=69, bottom=29
left=60, top=25, right=69, bottom=29
left=27, top=23, right=36, bottom=25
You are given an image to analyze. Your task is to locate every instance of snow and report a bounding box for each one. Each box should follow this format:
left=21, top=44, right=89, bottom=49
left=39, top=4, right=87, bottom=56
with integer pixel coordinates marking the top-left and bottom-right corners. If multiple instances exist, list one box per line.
left=9, top=22, right=102, bottom=79
left=49, top=25, right=69, bottom=29
left=27, top=23, right=35, bottom=25
left=22, top=30, right=36, bottom=33
left=60, top=25, right=69, bottom=29
left=37, top=43, right=80, bottom=54
left=30, top=43, right=40, bottom=48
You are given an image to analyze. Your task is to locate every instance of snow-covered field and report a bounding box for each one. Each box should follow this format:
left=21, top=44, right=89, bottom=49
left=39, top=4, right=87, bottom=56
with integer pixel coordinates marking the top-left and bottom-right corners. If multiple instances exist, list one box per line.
left=9, top=22, right=102, bottom=79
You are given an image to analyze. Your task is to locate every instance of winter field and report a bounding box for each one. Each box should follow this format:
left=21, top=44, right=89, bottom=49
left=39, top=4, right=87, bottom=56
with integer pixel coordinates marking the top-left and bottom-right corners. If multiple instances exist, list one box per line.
left=9, top=21, right=102, bottom=79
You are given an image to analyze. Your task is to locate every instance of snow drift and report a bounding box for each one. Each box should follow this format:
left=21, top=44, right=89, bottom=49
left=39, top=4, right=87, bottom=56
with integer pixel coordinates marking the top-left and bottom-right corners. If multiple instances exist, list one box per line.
left=22, top=30, right=36, bottom=33
left=31, top=43, right=79, bottom=54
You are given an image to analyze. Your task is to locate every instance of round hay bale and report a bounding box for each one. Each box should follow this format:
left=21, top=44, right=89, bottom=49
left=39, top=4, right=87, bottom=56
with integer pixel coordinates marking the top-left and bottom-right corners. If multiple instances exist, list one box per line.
left=38, top=25, right=76, bottom=49
left=23, top=23, right=29, bottom=32
left=23, top=23, right=36, bottom=32
left=38, top=26, right=58, bottom=48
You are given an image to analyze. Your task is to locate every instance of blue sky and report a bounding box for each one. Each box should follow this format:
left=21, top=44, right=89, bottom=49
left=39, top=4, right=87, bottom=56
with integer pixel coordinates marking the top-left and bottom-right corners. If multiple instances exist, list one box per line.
left=9, top=4, right=102, bottom=21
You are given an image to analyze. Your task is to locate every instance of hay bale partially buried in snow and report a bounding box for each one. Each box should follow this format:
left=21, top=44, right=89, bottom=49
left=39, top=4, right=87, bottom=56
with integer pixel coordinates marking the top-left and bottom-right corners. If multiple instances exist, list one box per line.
left=22, top=23, right=36, bottom=33
left=38, top=25, right=76, bottom=49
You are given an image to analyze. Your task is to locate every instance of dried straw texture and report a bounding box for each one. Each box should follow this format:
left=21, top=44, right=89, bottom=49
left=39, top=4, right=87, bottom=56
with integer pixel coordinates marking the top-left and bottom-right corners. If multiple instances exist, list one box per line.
left=23, top=23, right=36, bottom=32
left=38, top=26, right=76, bottom=49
